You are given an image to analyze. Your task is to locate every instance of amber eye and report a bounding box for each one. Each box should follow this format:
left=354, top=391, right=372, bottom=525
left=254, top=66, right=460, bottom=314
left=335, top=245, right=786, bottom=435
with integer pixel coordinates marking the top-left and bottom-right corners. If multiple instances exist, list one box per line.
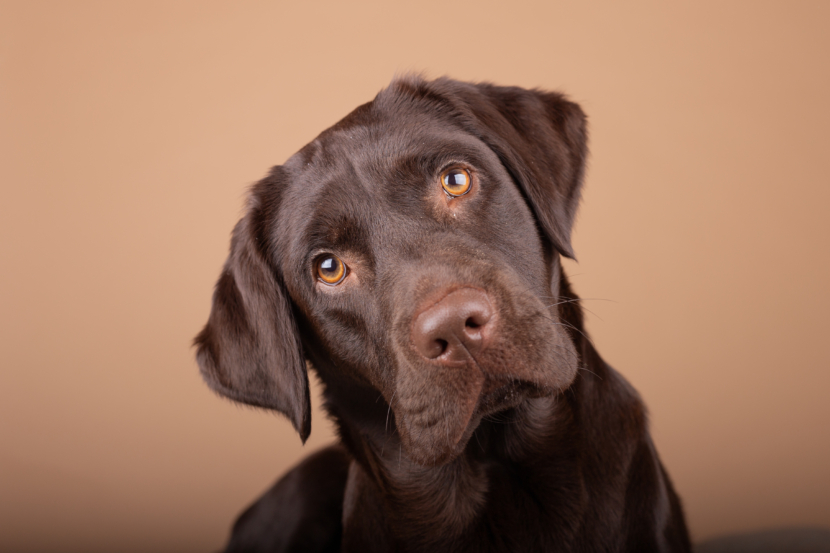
left=316, top=255, right=347, bottom=285
left=440, top=167, right=472, bottom=197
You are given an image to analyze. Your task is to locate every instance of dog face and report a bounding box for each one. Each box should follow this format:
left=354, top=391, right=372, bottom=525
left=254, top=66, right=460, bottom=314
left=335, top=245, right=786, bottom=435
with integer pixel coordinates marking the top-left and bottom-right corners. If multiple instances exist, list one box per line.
left=196, top=77, right=588, bottom=466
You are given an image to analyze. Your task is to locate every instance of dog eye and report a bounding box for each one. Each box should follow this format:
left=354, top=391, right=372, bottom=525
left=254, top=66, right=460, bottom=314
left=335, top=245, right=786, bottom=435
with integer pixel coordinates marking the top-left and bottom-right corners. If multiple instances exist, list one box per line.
left=440, top=168, right=472, bottom=197
left=316, top=255, right=347, bottom=285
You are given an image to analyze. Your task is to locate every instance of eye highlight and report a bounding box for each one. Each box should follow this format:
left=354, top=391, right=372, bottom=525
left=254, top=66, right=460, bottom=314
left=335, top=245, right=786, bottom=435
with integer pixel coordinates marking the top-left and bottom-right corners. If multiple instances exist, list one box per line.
left=316, top=255, right=347, bottom=285
left=440, top=167, right=472, bottom=197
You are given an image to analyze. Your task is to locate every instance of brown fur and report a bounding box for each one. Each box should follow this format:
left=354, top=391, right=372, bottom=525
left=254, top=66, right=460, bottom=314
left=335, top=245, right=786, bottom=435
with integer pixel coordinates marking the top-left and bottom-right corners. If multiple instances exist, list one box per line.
left=195, top=76, right=691, bottom=552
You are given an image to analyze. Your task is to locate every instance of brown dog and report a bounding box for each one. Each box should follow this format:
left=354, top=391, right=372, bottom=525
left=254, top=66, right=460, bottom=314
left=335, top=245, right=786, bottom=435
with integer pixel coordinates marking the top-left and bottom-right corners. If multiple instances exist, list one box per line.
left=195, top=76, right=691, bottom=552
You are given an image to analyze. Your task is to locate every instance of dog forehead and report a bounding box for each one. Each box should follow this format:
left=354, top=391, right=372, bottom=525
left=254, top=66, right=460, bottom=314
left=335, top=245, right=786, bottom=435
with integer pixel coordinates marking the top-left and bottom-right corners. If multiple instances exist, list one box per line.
left=275, top=105, right=490, bottom=235
left=303, top=108, right=468, bottom=171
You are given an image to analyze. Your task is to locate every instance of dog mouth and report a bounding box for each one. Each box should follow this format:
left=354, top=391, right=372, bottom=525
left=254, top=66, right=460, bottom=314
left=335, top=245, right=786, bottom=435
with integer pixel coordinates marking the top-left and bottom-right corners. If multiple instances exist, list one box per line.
left=477, top=378, right=550, bottom=413
left=390, top=272, right=579, bottom=466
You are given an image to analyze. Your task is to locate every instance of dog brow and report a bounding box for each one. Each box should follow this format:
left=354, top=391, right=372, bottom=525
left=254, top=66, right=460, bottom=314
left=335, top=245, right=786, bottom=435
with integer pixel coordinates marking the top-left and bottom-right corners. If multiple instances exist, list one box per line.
left=305, top=203, right=372, bottom=254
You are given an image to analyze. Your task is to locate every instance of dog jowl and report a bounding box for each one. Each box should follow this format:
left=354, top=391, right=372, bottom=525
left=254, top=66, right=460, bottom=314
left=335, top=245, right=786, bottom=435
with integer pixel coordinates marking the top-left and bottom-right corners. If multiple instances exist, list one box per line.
left=195, top=76, right=691, bottom=552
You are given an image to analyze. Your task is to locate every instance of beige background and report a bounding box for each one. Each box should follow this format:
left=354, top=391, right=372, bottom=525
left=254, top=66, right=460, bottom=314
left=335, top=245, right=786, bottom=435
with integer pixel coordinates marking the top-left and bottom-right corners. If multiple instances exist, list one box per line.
left=2, top=1, right=829, bottom=551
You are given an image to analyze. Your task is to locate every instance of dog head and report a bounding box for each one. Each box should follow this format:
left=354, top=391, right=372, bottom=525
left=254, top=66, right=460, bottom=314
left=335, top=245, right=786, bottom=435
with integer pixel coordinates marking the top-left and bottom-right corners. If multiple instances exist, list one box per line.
left=195, top=77, right=587, bottom=466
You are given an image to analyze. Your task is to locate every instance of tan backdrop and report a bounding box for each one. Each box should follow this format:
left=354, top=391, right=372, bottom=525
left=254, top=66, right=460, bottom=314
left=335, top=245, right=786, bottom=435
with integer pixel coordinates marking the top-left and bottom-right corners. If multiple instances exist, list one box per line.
left=2, top=1, right=829, bottom=551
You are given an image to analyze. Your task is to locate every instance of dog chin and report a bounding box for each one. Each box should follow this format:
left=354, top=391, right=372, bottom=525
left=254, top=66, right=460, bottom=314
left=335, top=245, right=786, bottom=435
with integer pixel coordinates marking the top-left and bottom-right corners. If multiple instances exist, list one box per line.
left=395, top=378, right=550, bottom=467
left=398, top=411, right=484, bottom=467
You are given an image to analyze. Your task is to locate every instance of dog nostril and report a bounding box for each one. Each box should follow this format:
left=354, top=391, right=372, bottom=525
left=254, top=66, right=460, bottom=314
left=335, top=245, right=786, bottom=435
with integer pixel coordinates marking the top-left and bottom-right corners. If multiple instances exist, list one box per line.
left=435, top=339, right=448, bottom=355
left=465, top=308, right=491, bottom=330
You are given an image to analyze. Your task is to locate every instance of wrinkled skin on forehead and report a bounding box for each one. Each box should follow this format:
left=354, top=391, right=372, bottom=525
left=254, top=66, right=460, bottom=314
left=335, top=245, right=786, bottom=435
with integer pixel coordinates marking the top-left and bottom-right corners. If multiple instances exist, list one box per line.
left=271, top=102, right=578, bottom=465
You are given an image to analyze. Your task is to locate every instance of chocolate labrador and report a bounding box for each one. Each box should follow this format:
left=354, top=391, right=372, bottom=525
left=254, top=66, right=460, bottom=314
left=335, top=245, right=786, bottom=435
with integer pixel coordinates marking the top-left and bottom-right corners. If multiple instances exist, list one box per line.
left=195, top=76, right=691, bottom=552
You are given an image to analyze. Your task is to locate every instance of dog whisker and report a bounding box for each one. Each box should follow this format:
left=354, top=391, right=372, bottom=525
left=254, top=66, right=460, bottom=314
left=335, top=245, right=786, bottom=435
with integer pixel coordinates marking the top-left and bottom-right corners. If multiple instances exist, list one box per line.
left=537, top=314, right=595, bottom=346
left=578, top=365, right=603, bottom=380
left=540, top=296, right=616, bottom=304
left=543, top=297, right=617, bottom=321
left=386, top=390, right=397, bottom=434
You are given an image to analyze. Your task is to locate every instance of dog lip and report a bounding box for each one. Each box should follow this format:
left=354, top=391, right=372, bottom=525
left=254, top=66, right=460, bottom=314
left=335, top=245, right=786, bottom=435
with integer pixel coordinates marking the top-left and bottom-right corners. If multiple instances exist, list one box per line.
left=477, top=379, right=551, bottom=414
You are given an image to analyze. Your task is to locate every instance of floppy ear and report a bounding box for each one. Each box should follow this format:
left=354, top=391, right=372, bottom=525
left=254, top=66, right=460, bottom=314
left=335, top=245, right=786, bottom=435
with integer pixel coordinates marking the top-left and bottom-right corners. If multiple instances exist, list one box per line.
left=194, top=168, right=311, bottom=442
left=433, top=79, right=588, bottom=258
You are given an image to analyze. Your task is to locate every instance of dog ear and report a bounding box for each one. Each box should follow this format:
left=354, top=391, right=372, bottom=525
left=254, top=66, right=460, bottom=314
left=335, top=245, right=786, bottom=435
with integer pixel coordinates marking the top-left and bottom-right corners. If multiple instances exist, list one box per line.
left=433, top=79, right=588, bottom=258
left=194, top=168, right=311, bottom=442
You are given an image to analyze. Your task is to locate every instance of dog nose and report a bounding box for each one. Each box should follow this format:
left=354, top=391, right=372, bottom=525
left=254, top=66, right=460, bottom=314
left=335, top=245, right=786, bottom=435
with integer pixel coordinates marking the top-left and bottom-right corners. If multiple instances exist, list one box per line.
left=411, top=288, right=493, bottom=362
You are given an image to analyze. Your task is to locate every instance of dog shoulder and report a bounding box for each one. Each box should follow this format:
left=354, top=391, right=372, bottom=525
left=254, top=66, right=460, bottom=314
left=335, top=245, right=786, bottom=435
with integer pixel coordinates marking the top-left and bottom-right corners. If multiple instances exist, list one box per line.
left=223, top=445, right=351, bottom=553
